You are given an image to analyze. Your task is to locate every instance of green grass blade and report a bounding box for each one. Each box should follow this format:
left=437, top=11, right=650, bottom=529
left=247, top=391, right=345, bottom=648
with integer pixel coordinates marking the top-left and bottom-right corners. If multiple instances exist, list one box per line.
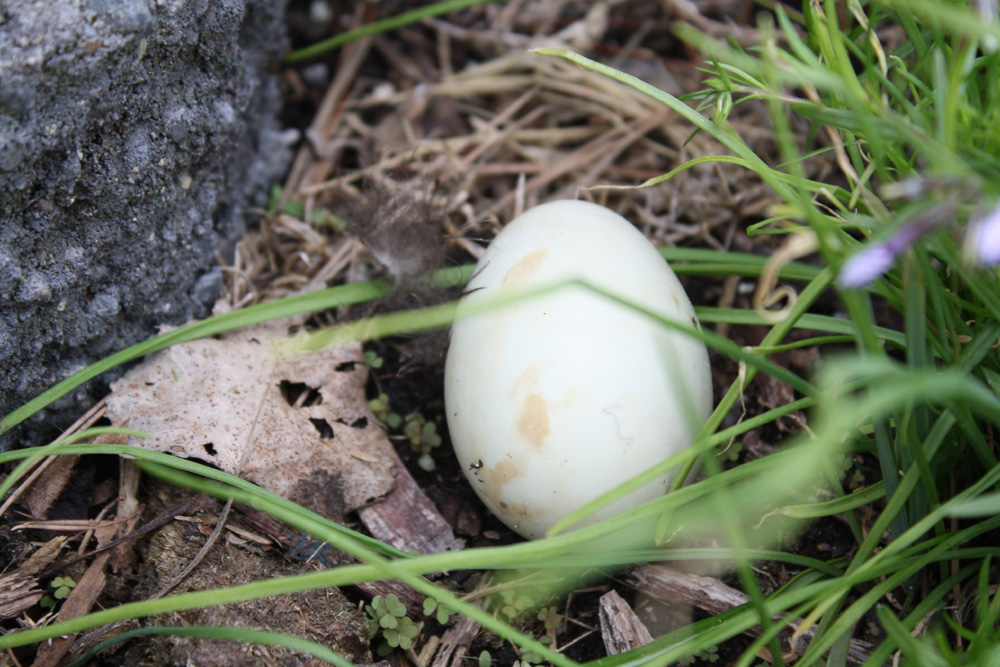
left=65, top=626, right=355, bottom=667
left=283, top=0, right=502, bottom=63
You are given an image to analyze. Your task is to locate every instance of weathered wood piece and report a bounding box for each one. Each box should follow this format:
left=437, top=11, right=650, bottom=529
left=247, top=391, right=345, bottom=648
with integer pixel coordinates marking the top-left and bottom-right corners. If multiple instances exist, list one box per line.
left=631, top=563, right=748, bottom=618
left=0, top=536, right=64, bottom=620
left=431, top=603, right=484, bottom=667
left=359, top=449, right=465, bottom=555
left=599, top=589, right=654, bottom=655
left=31, top=551, right=112, bottom=667
left=0, top=572, right=43, bottom=620
left=631, top=563, right=874, bottom=665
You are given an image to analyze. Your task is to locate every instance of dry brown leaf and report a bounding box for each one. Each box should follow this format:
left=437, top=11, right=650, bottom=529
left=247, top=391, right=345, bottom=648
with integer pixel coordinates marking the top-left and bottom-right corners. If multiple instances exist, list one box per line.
left=20, top=535, right=67, bottom=575
left=23, top=454, right=78, bottom=519
left=105, top=318, right=396, bottom=520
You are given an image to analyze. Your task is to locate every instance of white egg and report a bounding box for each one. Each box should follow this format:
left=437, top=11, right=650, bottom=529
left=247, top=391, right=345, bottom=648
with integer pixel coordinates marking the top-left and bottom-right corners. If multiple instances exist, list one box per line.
left=444, top=200, right=712, bottom=540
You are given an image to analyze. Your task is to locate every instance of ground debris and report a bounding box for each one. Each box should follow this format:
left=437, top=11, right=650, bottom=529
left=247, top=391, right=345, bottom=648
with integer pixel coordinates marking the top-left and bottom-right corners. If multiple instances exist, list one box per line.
left=106, top=317, right=397, bottom=520
left=631, top=563, right=875, bottom=665
left=599, top=589, right=654, bottom=655
left=116, top=484, right=375, bottom=667
left=359, top=448, right=465, bottom=555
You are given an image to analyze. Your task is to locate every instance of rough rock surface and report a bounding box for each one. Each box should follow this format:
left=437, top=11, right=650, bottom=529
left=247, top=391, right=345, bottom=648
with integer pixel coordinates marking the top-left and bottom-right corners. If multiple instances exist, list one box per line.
left=0, top=0, right=292, bottom=448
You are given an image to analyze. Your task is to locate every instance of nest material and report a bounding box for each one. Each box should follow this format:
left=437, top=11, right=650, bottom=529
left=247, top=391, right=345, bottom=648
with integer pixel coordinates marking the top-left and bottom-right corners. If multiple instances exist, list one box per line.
left=229, top=1, right=833, bottom=309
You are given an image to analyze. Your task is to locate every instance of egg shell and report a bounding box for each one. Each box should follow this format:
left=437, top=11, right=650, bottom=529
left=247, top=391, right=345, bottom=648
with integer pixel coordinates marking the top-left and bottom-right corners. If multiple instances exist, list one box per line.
left=444, top=200, right=713, bottom=540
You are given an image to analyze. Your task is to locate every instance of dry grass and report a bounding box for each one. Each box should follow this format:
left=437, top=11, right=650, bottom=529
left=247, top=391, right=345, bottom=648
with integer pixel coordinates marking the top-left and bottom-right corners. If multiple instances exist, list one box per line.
left=232, top=1, right=833, bottom=309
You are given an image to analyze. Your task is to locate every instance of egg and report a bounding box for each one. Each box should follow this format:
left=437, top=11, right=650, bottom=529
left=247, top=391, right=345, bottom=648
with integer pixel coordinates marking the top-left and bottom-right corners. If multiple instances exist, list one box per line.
left=444, top=200, right=713, bottom=540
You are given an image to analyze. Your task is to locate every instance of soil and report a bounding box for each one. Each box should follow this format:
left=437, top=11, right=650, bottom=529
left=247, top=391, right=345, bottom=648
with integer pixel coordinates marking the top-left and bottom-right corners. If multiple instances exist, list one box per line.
left=0, top=2, right=875, bottom=666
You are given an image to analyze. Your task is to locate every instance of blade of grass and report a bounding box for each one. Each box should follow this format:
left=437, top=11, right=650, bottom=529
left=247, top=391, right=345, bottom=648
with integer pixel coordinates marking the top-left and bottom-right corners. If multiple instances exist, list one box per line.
left=283, top=0, right=502, bottom=64
left=66, top=626, right=355, bottom=667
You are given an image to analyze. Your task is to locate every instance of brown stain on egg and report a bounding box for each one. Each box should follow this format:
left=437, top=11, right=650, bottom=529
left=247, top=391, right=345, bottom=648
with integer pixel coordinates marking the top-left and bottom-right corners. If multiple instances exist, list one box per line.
left=510, top=365, right=551, bottom=451
left=509, top=364, right=541, bottom=399
left=518, top=393, right=550, bottom=451
left=502, top=250, right=547, bottom=289
left=480, top=458, right=525, bottom=517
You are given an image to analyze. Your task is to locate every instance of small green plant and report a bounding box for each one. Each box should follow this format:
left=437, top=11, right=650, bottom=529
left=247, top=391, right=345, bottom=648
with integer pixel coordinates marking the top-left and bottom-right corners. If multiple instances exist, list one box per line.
left=368, top=392, right=402, bottom=429
left=720, top=440, right=743, bottom=463
left=265, top=184, right=347, bottom=231
left=368, top=391, right=441, bottom=470
left=365, top=594, right=419, bottom=656
left=39, top=576, right=76, bottom=610
left=363, top=350, right=384, bottom=370
left=404, top=412, right=442, bottom=471
left=496, top=588, right=535, bottom=621
left=837, top=455, right=866, bottom=491
left=679, top=644, right=719, bottom=665
left=519, top=637, right=550, bottom=665
left=536, top=605, right=560, bottom=633
left=478, top=649, right=492, bottom=667
left=423, top=597, right=453, bottom=624
left=525, top=616, right=556, bottom=664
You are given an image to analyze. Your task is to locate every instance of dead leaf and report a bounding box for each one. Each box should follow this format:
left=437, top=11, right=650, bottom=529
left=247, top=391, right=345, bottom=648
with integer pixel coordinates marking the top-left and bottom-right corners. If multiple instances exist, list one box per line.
left=24, top=455, right=78, bottom=519
left=20, top=535, right=67, bottom=575
left=106, top=318, right=396, bottom=520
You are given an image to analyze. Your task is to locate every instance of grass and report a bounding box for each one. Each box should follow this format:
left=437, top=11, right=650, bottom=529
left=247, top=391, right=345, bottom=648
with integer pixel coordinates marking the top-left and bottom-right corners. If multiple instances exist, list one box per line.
left=3, top=1, right=1000, bottom=665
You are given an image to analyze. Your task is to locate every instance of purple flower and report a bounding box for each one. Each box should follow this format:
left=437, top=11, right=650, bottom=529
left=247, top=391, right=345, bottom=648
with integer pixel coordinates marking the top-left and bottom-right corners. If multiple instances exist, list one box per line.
left=966, top=201, right=1000, bottom=266
left=838, top=242, right=897, bottom=289
left=838, top=201, right=955, bottom=289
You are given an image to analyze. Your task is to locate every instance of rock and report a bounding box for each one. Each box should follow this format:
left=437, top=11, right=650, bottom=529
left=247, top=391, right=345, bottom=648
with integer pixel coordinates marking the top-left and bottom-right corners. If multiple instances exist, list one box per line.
left=0, top=0, right=293, bottom=448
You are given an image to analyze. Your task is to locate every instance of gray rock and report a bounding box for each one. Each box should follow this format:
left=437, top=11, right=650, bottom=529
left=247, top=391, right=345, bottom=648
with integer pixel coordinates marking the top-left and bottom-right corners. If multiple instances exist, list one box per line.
left=0, top=0, right=293, bottom=448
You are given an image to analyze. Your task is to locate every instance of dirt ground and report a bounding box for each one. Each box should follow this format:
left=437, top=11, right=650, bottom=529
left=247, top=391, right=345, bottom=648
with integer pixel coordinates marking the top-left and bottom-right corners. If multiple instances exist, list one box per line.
left=0, top=2, right=876, bottom=666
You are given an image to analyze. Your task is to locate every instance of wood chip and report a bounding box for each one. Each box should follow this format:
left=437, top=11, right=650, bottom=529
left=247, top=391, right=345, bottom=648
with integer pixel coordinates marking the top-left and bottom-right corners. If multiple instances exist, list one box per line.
left=0, top=535, right=68, bottom=619
left=111, top=457, right=142, bottom=573
left=431, top=607, right=481, bottom=667
left=30, top=551, right=111, bottom=667
left=359, top=449, right=465, bottom=555
left=0, top=572, right=44, bottom=620
left=631, top=563, right=874, bottom=665
left=20, top=535, right=67, bottom=575
left=631, top=564, right=748, bottom=617
left=599, top=589, right=654, bottom=655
